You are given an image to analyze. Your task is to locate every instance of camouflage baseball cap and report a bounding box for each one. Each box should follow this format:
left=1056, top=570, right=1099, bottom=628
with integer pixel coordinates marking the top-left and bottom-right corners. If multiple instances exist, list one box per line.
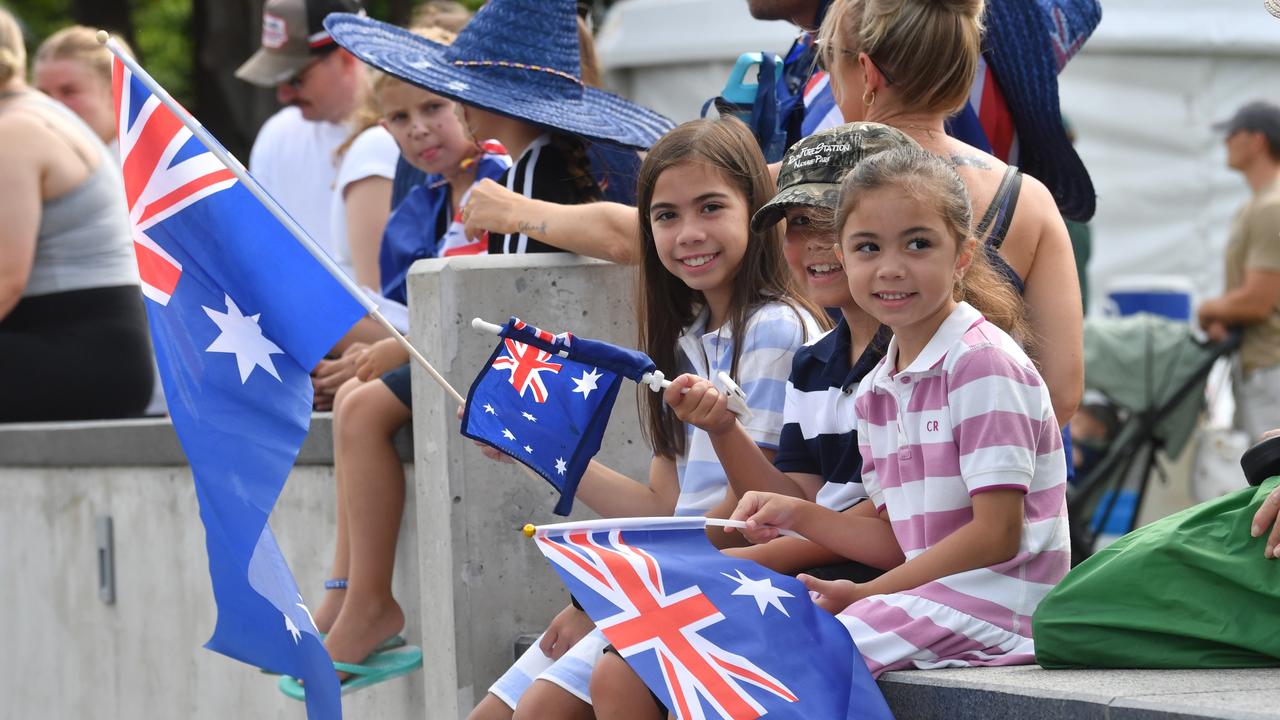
left=751, top=122, right=920, bottom=232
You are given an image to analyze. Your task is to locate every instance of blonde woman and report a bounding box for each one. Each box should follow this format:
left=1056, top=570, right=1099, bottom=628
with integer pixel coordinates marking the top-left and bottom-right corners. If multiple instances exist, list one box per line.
left=0, top=8, right=152, bottom=421
left=34, top=25, right=132, bottom=148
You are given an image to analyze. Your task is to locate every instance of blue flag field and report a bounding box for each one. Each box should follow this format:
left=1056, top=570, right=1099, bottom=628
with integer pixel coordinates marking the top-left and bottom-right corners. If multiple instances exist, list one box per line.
left=114, top=54, right=366, bottom=719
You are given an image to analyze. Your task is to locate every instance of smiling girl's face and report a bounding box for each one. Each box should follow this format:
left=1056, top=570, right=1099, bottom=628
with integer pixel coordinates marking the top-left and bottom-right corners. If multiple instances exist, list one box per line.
left=837, top=184, right=970, bottom=352
left=648, top=160, right=750, bottom=328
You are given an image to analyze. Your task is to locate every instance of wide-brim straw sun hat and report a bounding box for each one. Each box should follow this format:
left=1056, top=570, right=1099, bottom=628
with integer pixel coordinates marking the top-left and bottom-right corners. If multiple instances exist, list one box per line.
left=751, top=122, right=920, bottom=232
left=984, top=0, right=1101, bottom=222
left=323, top=0, right=674, bottom=150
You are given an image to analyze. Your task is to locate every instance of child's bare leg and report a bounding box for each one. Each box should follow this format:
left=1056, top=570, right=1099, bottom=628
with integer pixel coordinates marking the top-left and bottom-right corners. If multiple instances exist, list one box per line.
left=511, top=680, right=593, bottom=720
left=466, top=693, right=514, bottom=720
left=312, top=377, right=362, bottom=634
left=590, top=652, right=666, bottom=720
left=324, top=379, right=412, bottom=672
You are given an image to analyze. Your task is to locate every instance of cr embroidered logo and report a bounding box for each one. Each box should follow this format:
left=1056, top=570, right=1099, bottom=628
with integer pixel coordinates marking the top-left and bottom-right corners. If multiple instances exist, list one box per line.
left=926, top=420, right=940, bottom=432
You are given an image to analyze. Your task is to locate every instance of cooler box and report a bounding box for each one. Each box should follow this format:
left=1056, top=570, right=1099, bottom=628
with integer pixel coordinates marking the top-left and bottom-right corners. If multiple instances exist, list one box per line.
left=1102, top=275, right=1196, bottom=322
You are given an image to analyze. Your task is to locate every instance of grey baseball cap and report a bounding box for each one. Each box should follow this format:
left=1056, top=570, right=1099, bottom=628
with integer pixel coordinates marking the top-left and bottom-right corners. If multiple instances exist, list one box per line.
left=751, top=122, right=920, bottom=232
left=1213, top=100, right=1280, bottom=146
left=235, top=0, right=364, bottom=87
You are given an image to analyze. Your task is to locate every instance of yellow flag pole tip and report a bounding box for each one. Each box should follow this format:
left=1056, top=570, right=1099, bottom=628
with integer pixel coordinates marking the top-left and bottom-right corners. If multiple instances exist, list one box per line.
left=522, top=523, right=536, bottom=538
left=96, top=30, right=109, bottom=45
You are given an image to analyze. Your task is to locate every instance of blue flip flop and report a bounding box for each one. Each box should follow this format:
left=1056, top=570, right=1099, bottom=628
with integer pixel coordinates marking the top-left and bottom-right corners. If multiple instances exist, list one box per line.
left=277, top=646, right=423, bottom=700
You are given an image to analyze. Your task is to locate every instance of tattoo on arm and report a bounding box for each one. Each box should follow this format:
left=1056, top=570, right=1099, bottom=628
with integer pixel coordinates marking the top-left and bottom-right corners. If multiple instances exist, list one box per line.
left=516, top=220, right=548, bottom=236
left=949, top=154, right=992, bottom=170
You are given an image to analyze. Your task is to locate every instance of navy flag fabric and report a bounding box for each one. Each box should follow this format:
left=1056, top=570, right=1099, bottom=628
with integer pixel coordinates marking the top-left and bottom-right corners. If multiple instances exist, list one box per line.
left=115, top=55, right=366, bottom=719
left=532, top=517, right=895, bottom=719
left=462, top=318, right=655, bottom=515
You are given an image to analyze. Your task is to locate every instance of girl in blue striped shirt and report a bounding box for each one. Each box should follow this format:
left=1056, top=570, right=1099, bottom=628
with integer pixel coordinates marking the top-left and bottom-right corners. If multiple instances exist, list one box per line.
left=471, top=116, right=826, bottom=720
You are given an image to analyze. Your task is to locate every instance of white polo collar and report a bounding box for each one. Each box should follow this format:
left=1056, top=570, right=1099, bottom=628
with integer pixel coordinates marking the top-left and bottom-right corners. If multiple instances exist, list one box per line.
left=870, top=301, right=983, bottom=391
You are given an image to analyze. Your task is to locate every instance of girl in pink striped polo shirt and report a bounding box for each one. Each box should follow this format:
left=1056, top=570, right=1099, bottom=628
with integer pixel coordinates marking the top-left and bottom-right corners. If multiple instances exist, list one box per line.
left=732, top=146, right=1069, bottom=676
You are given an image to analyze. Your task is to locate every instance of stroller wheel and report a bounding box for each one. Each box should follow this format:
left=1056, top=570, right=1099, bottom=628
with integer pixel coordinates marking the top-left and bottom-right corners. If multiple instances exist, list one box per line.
left=1240, top=435, right=1280, bottom=486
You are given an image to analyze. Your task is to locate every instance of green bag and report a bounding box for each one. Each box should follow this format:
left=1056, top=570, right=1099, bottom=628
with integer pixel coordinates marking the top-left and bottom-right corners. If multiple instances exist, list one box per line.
left=1034, top=477, right=1280, bottom=669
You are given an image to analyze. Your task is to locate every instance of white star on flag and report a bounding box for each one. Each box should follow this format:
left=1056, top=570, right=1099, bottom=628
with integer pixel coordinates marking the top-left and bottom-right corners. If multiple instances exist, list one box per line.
left=572, top=368, right=603, bottom=399
left=484, top=403, right=496, bottom=415
left=524, top=444, right=533, bottom=453
left=502, top=428, right=515, bottom=441
left=203, top=294, right=284, bottom=383
left=522, top=411, right=538, bottom=422
left=284, top=613, right=301, bottom=643
left=722, top=569, right=794, bottom=616
left=555, top=457, right=567, bottom=475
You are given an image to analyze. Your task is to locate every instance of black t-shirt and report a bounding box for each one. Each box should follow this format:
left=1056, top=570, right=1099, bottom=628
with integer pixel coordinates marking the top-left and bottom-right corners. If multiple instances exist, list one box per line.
left=488, top=134, right=601, bottom=254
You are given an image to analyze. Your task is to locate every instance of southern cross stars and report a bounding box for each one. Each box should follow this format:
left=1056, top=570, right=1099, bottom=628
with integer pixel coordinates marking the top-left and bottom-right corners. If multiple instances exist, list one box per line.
left=203, top=294, right=285, bottom=383
left=722, top=569, right=794, bottom=616
left=502, top=428, right=515, bottom=441
left=522, top=411, right=538, bottom=422
left=572, top=368, right=603, bottom=398
left=555, top=457, right=567, bottom=475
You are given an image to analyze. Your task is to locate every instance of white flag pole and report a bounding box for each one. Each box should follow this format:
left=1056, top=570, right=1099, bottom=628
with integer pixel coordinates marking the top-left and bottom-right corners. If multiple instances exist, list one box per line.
left=100, top=32, right=463, bottom=405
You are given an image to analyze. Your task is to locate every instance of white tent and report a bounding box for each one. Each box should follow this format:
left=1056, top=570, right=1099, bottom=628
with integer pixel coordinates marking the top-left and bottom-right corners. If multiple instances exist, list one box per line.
left=597, top=0, right=1280, bottom=314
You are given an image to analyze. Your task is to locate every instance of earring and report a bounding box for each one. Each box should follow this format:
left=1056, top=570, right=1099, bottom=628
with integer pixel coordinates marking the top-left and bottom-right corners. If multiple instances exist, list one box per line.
left=862, top=89, right=876, bottom=108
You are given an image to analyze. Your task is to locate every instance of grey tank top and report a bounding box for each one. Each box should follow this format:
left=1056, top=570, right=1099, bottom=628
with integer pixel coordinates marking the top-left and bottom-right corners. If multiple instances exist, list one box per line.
left=18, top=94, right=137, bottom=298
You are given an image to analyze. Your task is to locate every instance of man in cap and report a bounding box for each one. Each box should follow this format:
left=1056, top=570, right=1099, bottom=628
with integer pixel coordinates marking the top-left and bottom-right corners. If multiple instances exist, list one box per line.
left=237, top=0, right=370, bottom=410
left=236, top=0, right=367, bottom=265
left=1199, top=100, right=1280, bottom=441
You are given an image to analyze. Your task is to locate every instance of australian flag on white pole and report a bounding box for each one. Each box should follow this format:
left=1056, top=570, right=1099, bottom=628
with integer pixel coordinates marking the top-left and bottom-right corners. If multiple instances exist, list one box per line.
left=113, top=54, right=365, bottom=719
left=532, top=517, right=895, bottom=719
left=462, top=318, right=655, bottom=515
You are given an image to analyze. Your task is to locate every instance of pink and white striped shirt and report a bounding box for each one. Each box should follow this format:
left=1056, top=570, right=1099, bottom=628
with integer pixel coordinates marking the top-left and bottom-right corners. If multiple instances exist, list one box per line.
left=844, top=302, right=1069, bottom=675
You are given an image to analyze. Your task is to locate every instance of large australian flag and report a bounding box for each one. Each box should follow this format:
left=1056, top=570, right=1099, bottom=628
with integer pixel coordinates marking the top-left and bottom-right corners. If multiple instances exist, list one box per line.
left=114, top=55, right=365, bottom=718
left=462, top=318, right=655, bottom=515
left=532, top=517, right=895, bottom=719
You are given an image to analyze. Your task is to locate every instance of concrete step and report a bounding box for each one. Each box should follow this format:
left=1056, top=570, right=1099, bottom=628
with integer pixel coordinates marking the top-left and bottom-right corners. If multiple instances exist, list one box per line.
left=879, top=665, right=1280, bottom=719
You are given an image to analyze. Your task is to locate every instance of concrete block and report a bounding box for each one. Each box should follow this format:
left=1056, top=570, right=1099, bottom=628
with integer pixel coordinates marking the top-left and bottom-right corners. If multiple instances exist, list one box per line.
left=0, top=461, right=419, bottom=718
left=0, top=414, right=411, bottom=466
left=407, top=254, right=651, bottom=716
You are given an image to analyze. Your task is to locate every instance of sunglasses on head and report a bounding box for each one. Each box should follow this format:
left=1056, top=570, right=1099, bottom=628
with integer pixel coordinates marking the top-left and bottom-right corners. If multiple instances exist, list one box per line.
left=813, top=40, right=895, bottom=86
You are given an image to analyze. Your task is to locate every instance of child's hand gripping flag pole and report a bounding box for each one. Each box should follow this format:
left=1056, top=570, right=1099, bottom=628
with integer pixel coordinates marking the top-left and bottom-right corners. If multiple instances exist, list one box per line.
left=524, top=517, right=895, bottom=719
left=463, top=317, right=757, bottom=516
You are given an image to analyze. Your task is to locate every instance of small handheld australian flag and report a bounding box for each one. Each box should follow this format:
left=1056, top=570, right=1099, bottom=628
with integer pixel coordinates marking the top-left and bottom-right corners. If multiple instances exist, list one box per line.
left=462, top=318, right=655, bottom=515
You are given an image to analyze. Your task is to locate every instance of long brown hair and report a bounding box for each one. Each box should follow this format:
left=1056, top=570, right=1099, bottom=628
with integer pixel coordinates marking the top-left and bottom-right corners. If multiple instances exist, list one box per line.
left=636, top=116, right=828, bottom=459
left=835, top=146, right=1031, bottom=345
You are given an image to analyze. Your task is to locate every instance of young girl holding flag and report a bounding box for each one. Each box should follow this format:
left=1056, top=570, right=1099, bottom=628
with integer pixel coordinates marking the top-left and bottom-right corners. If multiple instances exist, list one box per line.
left=470, top=115, right=827, bottom=720
left=589, top=145, right=1069, bottom=717
left=730, top=146, right=1069, bottom=678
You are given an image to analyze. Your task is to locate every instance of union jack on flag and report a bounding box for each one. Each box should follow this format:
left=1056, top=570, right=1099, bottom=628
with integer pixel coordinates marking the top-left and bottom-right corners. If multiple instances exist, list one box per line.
left=462, top=318, right=655, bottom=515
left=114, top=60, right=236, bottom=305
left=111, top=51, right=366, bottom=719
left=531, top=517, right=894, bottom=719
left=490, top=319, right=567, bottom=403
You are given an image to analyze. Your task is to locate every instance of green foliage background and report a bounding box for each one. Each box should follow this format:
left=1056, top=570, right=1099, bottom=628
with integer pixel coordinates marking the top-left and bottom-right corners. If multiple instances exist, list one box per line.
left=11, top=0, right=193, bottom=103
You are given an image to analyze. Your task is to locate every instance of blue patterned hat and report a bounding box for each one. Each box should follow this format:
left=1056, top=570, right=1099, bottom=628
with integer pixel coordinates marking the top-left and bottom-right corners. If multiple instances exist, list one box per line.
left=324, top=1, right=674, bottom=150
left=984, top=0, right=1102, bottom=222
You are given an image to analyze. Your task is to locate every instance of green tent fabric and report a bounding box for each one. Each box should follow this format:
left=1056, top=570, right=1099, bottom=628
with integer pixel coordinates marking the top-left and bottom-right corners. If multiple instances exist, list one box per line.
left=1034, top=477, right=1280, bottom=669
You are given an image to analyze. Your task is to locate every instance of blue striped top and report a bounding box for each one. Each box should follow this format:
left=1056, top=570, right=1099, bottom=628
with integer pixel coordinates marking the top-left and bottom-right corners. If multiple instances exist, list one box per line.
left=672, top=301, right=823, bottom=516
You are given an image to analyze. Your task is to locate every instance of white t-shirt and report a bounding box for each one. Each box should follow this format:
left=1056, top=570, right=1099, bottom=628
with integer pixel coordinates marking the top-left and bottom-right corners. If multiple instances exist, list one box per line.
left=329, top=125, right=399, bottom=278
left=247, top=106, right=347, bottom=266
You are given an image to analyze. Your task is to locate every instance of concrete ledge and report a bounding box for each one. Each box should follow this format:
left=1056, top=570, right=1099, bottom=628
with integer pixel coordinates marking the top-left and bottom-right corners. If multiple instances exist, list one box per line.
left=0, top=413, right=412, bottom=466
left=879, top=665, right=1280, bottom=719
